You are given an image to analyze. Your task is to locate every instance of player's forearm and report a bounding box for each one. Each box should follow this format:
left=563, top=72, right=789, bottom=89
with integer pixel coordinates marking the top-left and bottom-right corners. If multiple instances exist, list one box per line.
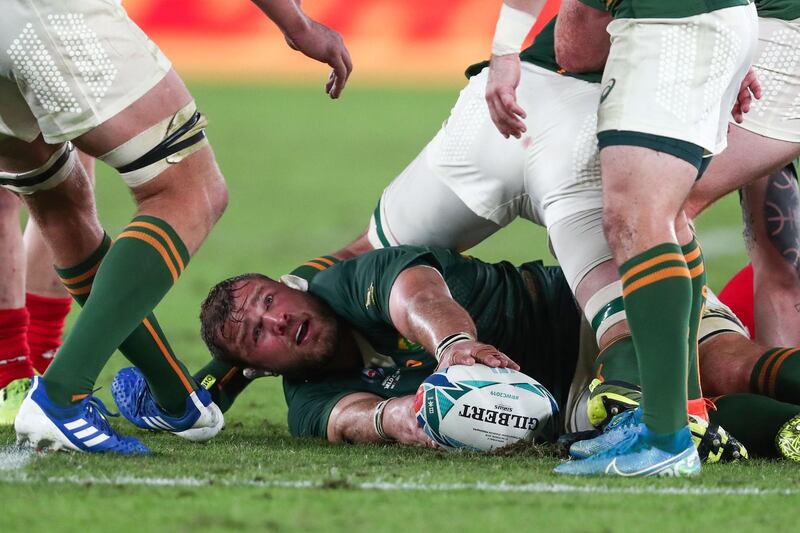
left=402, top=294, right=477, bottom=357
left=250, top=0, right=310, bottom=41
left=327, top=395, right=386, bottom=444
left=491, top=0, right=546, bottom=57
left=554, top=0, right=612, bottom=72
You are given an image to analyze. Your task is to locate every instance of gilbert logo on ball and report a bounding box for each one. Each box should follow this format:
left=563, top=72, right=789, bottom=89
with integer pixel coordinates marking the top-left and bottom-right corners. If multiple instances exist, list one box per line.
left=414, top=364, right=559, bottom=451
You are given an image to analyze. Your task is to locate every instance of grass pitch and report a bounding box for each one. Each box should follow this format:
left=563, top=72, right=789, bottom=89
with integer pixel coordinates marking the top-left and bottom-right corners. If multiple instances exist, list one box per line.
left=0, top=84, right=788, bottom=532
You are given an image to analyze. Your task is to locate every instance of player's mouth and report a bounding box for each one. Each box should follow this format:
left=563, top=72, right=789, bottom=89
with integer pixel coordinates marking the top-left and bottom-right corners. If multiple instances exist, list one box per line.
left=295, top=319, right=309, bottom=346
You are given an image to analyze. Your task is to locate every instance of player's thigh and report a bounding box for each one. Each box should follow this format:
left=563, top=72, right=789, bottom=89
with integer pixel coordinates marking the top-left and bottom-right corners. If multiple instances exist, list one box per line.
left=367, top=145, right=503, bottom=251
left=516, top=64, right=604, bottom=226
left=424, top=68, right=527, bottom=227
left=687, top=126, right=800, bottom=217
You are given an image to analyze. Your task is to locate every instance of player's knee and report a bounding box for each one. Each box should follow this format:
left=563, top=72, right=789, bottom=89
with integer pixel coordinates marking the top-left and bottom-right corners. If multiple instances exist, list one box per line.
left=206, top=171, right=229, bottom=224
left=98, top=100, right=210, bottom=191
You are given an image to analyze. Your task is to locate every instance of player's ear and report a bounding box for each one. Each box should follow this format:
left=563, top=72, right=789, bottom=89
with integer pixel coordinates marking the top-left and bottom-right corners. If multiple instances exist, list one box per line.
left=280, top=274, right=308, bottom=292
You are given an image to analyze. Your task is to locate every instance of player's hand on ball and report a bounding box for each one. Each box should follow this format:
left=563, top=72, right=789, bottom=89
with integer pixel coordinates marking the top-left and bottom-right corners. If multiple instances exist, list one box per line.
left=486, top=54, right=527, bottom=139
left=284, top=20, right=353, bottom=99
left=437, top=341, right=520, bottom=372
left=382, top=396, right=438, bottom=448
left=732, top=67, right=761, bottom=123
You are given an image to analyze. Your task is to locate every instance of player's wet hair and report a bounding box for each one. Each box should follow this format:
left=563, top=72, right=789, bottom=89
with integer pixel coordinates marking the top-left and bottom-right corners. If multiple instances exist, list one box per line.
left=199, top=272, right=273, bottom=366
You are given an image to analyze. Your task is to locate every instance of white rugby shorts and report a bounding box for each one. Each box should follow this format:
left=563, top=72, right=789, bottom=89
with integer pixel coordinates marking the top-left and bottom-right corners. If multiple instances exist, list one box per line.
left=597, top=4, right=759, bottom=159
left=736, top=16, right=800, bottom=142
left=368, top=64, right=612, bottom=291
left=0, top=0, right=171, bottom=144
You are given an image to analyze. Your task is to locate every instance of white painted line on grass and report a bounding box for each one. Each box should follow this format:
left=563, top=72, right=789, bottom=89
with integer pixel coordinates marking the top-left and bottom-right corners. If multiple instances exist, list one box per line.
left=2, top=472, right=797, bottom=497
left=0, top=448, right=33, bottom=472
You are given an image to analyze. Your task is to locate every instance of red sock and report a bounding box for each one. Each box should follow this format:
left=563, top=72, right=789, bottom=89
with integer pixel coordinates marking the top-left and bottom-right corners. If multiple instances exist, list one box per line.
left=26, top=293, right=72, bottom=375
left=0, top=307, right=33, bottom=388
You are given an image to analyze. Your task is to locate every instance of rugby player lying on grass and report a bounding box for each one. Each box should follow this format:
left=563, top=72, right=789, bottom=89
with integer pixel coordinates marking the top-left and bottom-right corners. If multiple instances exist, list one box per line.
left=111, top=243, right=777, bottom=461
left=116, top=245, right=588, bottom=447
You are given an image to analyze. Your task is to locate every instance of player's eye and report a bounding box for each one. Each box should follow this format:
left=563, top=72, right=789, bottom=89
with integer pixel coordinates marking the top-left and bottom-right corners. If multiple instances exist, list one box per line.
left=265, top=295, right=273, bottom=308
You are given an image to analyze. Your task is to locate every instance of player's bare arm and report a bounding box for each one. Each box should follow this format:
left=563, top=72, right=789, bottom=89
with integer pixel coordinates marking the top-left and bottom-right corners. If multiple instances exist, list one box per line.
left=387, top=265, right=520, bottom=371
left=250, top=0, right=353, bottom=98
left=553, top=0, right=611, bottom=73
left=327, top=393, right=434, bottom=446
left=485, top=0, right=545, bottom=138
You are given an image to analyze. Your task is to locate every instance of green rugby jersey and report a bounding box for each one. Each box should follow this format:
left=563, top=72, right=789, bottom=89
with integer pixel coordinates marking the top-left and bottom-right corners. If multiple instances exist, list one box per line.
left=284, top=246, right=581, bottom=438
left=464, top=18, right=603, bottom=85
left=756, top=0, right=800, bottom=20
left=579, top=0, right=749, bottom=18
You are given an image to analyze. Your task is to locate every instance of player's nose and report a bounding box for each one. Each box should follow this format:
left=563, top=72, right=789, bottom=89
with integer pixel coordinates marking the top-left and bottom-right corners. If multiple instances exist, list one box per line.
left=263, top=312, right=289, bottom=335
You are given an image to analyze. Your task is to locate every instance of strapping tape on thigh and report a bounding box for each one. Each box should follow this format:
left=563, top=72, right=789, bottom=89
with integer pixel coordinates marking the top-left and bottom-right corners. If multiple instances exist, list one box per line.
left=99, top=101, right=209, bottom=187
left=584, top=281, right=626, bottom=345
left=699, top=288, right=749, bottom=342
left=0, top=142, right=77, bottom=195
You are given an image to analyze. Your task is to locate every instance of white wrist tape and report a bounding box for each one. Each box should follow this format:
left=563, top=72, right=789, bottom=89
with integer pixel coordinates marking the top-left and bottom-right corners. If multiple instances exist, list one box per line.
left=492, top=3, right=537, bottom=56
left=373, top=398, right=395, bottom=442
left=434, top=332, right=475, bottom=361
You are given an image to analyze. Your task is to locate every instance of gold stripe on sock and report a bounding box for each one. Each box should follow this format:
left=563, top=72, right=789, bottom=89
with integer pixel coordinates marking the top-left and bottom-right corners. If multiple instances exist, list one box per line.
left=128, top=221, right=186, bottom=274
left=621, top=253, right=685, bottom=284
left=314, top=257, right=335, bottom=266
left=688, top=262, right=705, bottom=278
left=59, top=261, right=101, bottom=286
left=117, top=231, right=179, bottom=282
left=684, top=246, right=701, bottom=264
left=302, top=261, right=327, bottom=271
left=219, top=367, right=240, bottom=388
left=142, top=318, right=194, bottom=394
left=768, top=348, right=800, bottom=397
left=65, top=285, right=92, bottom=296
left=622, top=266, right=690, bottom=297
left=758, top=348, right=789, bottom=394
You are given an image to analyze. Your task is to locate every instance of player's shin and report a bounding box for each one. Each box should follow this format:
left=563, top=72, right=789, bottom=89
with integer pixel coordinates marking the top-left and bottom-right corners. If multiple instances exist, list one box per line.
left=683, top=235, right=708, bottom=415
left=620, top=243, right=692, bottom=444
left=45, top=218, right=193, bottom=410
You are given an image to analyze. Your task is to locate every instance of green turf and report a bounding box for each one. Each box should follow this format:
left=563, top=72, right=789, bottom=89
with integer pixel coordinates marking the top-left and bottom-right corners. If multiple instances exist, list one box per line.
left=0, top=83, right=772, bottom=532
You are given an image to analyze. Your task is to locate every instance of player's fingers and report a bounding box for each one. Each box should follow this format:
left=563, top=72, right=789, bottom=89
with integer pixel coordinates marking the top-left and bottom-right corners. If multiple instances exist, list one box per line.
left=452, top=352, right=476, bottom=366
left=732, top=103, right=743, bottom=124
left=486, top=95, right=511, bottom=138
left=342, top=47, right=354, bottom=79
left=500, top=92, right=527, bottom=121
left=328, top=57, right=348, bottom=99
left=499, top=354, right=521, bottom=371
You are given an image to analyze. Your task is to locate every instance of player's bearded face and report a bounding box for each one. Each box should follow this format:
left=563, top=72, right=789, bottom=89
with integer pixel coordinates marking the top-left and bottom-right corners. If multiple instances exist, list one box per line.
left=220, top=278, right=339, bottom=378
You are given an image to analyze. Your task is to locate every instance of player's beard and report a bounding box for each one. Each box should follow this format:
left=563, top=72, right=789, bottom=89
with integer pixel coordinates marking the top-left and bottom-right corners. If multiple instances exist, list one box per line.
left=281, top=304, right=342, bottom=380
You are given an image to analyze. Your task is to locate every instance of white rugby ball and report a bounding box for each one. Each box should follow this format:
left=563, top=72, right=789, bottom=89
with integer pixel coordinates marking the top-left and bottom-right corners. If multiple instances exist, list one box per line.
left=414, top=364, right=559, bottom=451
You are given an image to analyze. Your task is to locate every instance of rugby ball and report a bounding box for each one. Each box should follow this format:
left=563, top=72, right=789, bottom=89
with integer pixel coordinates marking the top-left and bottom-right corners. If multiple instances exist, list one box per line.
left=414, top=364, right=559, bottom=451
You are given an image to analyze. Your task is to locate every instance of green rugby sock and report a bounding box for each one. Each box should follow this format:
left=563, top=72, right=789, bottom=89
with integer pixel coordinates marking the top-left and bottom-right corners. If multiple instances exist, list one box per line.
left=710, top=394, right=800, bottom=458
left=594, top=335, right=641, bottom=387
left=682, top=237, right=706, bottom=401
left=620, top=242, right=691, bottom=434
left=750, top=347, right=800, bottom=404
left=193, top=360, right=252, bottom=414
left=44, top=217, right=193, bottom=411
